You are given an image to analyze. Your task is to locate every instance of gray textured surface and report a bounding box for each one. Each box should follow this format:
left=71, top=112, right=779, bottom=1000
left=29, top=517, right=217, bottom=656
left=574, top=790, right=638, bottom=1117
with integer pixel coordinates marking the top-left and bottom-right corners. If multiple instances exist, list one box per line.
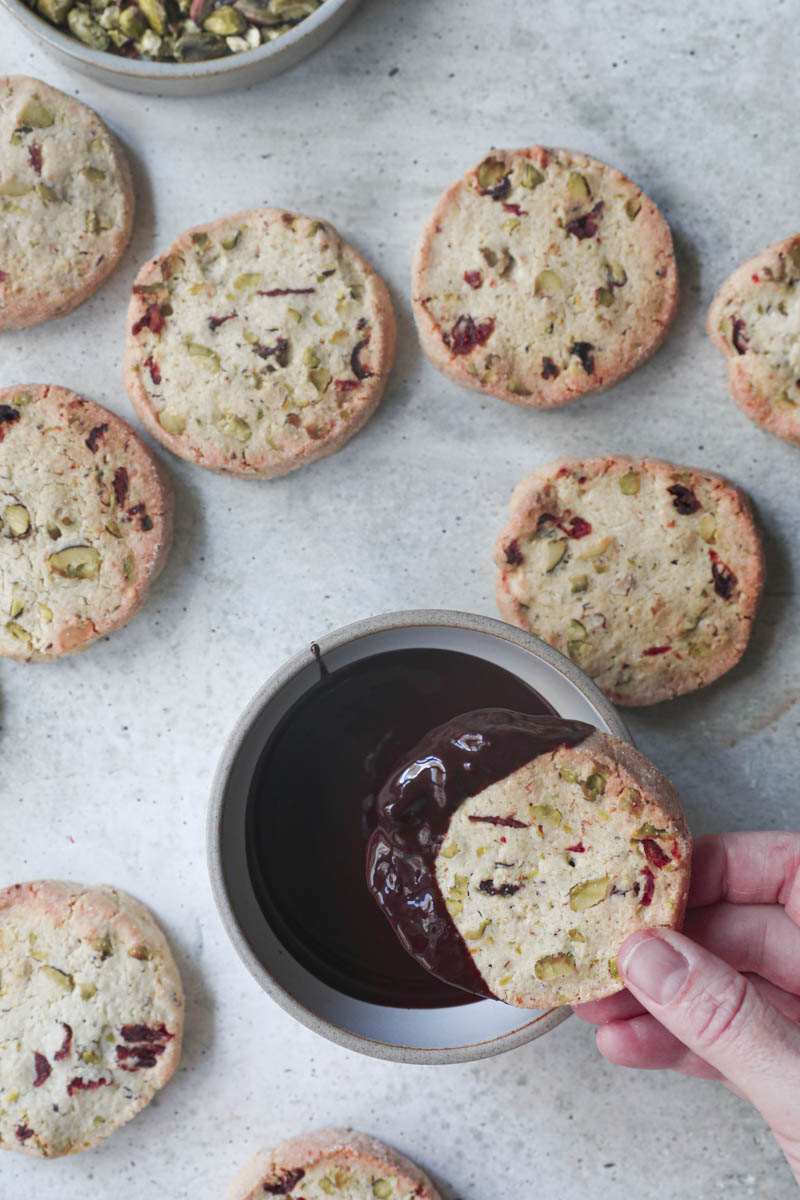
left=0, top=0, right=797, bottom=1195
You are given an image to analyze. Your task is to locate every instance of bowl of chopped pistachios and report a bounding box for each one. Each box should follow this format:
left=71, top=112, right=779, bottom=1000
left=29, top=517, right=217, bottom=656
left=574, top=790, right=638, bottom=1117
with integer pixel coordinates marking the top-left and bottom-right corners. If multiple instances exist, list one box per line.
left=0, top=0, right=361, bottom=95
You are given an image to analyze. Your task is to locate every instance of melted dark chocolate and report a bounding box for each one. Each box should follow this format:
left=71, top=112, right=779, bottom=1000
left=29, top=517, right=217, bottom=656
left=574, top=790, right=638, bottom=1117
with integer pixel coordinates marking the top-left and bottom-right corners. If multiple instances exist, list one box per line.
left=366, top=709, right=593, bottom=999
left=246, top=647, right=555, bottom=1008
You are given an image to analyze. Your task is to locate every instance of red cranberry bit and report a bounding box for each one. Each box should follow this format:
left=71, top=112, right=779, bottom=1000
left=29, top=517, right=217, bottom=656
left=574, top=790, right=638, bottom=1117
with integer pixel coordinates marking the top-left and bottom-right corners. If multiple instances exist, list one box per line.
left=85, top=423, right=109, bottom=453
left=478, top=879, right=522, bottom=896
left=263, top=1169, right=306, bottom=1194
left=254, top=336, right=289, bottom=366
left=116, top=1043, right=166, bottom=1070
left=0, top=404, right=20, bottom=425
left=640, top=866, right=655, bottom=906
left=350, top=338, right=375, bottom=379
left=258, top=286, right=315, bottom=297
left=565, top=201, right=604, bottom=240
left=285, top=412, right=301, bottom=427
left=569, top=341, right=595, bottom=374
left=120, top=1023, right=174, bottom=1043
left=333, top=379, right=359, bottom=392
left=33, top=1052, right=51, bottom=1087
left=28, top=143, right=42, bottom=174
left=208, top=311, right=237, bottom=331
left=561, top=515, right=592, bottom=539
left=463, top=269, right=483, bottom=290
left=731, top=316, right=749, bottom=354
left=502, top=203, right=527, bottom=215
left=54, top=1023, right=73, bottom=1062
left=667, top=483, right=701, bottom=514
left=67, top=1077, right=111, bottom=1096
left=479, top=175, right=511, bottom=201
left=0, top=269, right=7, bottom=282
left=468, top=814, right=528, bottom=828
left=443, top=314, right=495, bottom=356
left=144, top=354, right=162, bottom=385
left=113, top=466, right=129, bottom=506
left=565, top=842, right=586, bottom=852
left=751, top=273, right=760, bottom=283
left=643, top=838, right=671, bottom=869
left=504, top=539, right=523, bottom=565
left=15, top=1123, right=34, bottom=1143
left=710, top=550, right=737, bottom=599
left=132, top=302, right=166, bottom=336
left=541, top=356, right=560, bottom=379
left=643, top=645, right=671, bottom=656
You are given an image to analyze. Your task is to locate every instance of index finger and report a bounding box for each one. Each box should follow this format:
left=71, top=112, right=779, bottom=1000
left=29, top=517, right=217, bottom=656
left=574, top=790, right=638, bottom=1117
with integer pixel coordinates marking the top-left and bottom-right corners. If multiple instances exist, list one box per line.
left=689, top=831, right=800, bottom=922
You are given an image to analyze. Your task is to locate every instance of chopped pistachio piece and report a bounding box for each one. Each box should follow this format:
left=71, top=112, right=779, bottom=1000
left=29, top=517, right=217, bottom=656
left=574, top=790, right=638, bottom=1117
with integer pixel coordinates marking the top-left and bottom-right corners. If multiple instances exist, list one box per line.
left=546, top=540, right=567, bottom=571
left=534, top=269, right=563, bottom=297
left=569, top=877, right=610, bottom=911
left=534, top=952, right=576, bottom=981
left=567, top=172, right=591, bottom=202
left=49, top=545, right=100, bottom=579
left=619, top=470, right=640, bottom=495
left=18, top=96, right=55, bottom=128
left=521, top=163, right=544, bottom=189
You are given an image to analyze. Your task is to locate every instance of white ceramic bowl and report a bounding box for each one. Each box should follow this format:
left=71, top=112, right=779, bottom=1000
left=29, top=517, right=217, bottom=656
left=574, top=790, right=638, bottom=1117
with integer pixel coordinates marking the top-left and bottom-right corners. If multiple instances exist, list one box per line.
left=0, top=0, right=362, bottom=95
left=207, top=610, right=631, bottom=1064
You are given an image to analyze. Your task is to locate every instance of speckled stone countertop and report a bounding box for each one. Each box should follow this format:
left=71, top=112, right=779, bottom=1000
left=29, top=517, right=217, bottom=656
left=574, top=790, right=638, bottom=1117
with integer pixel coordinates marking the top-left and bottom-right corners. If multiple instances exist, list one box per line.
left=1, top=1, right=798, bottom=1196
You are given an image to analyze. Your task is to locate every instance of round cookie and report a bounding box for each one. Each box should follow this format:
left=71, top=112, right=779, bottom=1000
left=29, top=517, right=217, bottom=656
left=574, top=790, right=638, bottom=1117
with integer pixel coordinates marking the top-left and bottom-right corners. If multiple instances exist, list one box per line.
left=0, top=76, right=134, bottom=332
left=124, top=209, right=396, bottom=478
left=227, top=1128, right=441, bottom=1200
left=494, top=455, right=764, bottom=705
left=708, top=234, right=800, bottom=445
left=0, top=384, right=172, bottom=662
left=412, top=146, right=677, bottom=408
left=368, top=712, right=690, bottom=1010
left=0, top=881, right=183, bottom=1158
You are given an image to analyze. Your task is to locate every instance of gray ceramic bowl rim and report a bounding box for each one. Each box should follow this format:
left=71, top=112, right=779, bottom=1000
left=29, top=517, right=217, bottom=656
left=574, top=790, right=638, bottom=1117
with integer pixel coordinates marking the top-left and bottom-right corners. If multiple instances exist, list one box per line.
left=0, top=0, right=353, bottom=84
left=207, top=609, right=631, bottom=1064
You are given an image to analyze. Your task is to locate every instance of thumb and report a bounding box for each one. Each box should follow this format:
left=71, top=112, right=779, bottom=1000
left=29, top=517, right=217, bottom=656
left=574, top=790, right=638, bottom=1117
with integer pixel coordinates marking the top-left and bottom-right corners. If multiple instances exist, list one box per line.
left=618, top=929, right=800, bottom=1129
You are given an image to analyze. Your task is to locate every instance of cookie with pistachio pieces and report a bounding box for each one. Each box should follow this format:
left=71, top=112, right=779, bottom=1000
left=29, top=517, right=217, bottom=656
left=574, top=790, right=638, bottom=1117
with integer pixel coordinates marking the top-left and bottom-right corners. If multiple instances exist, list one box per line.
left=226, top=1128, right=441, bottom=1200
left=0, top=384, right=172, bottom=662
left=708, top=235, right=800, bottom=445
left=494, top=455, right=764, bottom=705
left=0, top=76, right=134, bottom=332
left=124, top=208, right=396, bottom=478
left=412, top=146, right=677, bottom=407
left=0, top=881, right=183, bottom=1158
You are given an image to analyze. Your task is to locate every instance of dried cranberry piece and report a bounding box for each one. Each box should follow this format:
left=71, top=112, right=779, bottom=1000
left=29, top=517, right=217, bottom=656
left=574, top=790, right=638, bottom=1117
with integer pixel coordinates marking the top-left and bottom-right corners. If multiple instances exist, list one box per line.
left=263, top=1168, right=306, bottom=1194
left=28, top=143, right=42, bottom=174
left=479, top=174, right=511, bottom=201
left=710, top=550, right=737, bottom=599
left=643, top=838, right=671, bottom=869
left=144, top=354, right=162, bottom=385
left=285, top=413, right=301, bottom=427
left=117, top=41, right=140, bottom=57
left=731, top=317, right=749, bottom=354
left=54, top=1024, right=73, bottom=1062
left=120, top=1023, right=174, bottom=1043
left=565, top=842, right=586, bottom=852
left=561, top=515, right=592, bottom=539
left=258, top=286, right=315, bottom=297
left=667, top=483, right=701, bottom=514
left=478, top=879, right=522, bottom=896
left=468, top=814, right=528, bottom=828
left=140, top=514, right=153, bottom=531
left=113, top=467, right=129, bottom=506
left=502, top=203, right=527, bottom=215
left=443, top=315, right=495, bottom=356
left=116, top=1044, right=166, bottom=1070
left=640, top=866, right=655, bottom=906
left=15, top=1123, right=34, bottom=1143
left=643, top=645, right=671, bottom=656
left=208, top=311, right=237, bottom=331
left=33, top=1052, right=51, bottom=1087
left=334, top=379, right=359, bottom=392
left=541, top=356, right=560, bottom=379
left=350, top=338, right=375, bottom=380
left=463, top=269, right=483, bottom=289
left=565, top=201, right=604, bottom=240
left=569, top=341, right=595, bottom=374
left=0, top=404, right=20, bottom=425
left=504, top=539, right=523, bottom=565
left=86, top=423, right=109, bottom=453
left=0, top=269, right=7, bottom=282
left=254, top=336, right=289, bottom=366
left=132, top=302, right=166, bottom=336
left=67, top=1077, right=111, bottom=1096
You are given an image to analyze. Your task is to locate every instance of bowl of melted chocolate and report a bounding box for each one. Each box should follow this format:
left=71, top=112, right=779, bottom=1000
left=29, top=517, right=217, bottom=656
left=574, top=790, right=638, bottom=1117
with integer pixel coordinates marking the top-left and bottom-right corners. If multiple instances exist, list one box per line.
left=208, top=609, right=630, bottom=1063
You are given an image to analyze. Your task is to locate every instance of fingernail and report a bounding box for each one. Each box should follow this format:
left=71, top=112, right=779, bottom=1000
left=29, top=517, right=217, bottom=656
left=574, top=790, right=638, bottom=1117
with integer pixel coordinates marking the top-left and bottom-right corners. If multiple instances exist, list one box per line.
left=619, top=936, right=689, bottom=1005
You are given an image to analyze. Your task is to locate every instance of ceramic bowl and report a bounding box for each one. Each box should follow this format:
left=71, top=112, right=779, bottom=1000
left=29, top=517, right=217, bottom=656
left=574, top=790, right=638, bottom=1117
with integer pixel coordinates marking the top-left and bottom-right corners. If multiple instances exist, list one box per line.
left=207, top=609, right=631, bottom=1064
left=0, top=0, right=362, bottom=96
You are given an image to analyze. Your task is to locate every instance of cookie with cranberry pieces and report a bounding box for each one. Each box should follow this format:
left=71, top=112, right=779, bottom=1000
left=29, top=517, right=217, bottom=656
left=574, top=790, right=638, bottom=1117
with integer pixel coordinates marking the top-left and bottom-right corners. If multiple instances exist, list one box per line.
left=0, top=76, right=134, bottom=332
left=413, top=146, right=677, bottom=408
left=0, top=881, right=183, bottom=1158
left=124, top=208, right=396, bottom=478
left=708, top=235, right=800, bottom=445
left=495, top=456, right=763, bottom=705
left=227, top=1128, right=441, bottom=1200
left=369, top=713, right=690, bottom=1009
left=0, top=384, right=172, bottom=662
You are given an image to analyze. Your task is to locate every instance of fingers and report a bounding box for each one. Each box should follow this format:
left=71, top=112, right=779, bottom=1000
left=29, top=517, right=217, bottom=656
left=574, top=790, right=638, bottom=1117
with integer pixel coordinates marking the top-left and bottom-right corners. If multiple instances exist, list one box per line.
left=572, top=990, right=646, bottom=1025
left=595, top=1014, right=723, bottom=1079
left=685, top=902, right=800, bottom=995
left=617, top=928, right=800, bottom=1130
left=689, top=833, right=800, bottom=922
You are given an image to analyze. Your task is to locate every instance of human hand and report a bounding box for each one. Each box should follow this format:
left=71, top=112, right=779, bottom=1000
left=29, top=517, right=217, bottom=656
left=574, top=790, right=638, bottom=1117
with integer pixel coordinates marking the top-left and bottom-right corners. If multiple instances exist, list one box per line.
left=573, top=832, right=800, bottom=1187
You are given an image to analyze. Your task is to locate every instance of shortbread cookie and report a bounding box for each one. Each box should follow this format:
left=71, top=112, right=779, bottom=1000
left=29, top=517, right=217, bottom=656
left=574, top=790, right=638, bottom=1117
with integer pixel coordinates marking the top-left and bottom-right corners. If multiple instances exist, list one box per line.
left=227, top=1128, right=440, bottom=1200
left=495, top=456, right=763, bottom=705
left=0, top=76, right=134, bottom=332
left=0, top=881, right=183, bottom=1158
left=368, top=710, right=690, bottom=1009
left=0, top=384, right=172, bottom=662
left=124, top=209, right=396, bottom=478
left=412, top=146, right=677, bottom=407
left=708, top=235, right=800, bottom=445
